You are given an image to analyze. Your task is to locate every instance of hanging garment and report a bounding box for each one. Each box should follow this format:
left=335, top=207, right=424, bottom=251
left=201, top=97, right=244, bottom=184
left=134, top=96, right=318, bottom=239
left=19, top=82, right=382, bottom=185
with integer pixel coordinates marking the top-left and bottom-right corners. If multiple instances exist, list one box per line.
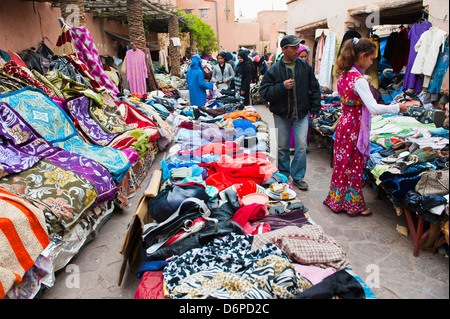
left=144, top=47, right=158, bottom=92
left=125, top=48, right=148, bottom=95
left=428, top=38, right=449, bottom=94
left=69, top=26, right=120, bottom=95
left=391, top=28, right=410, bottom=74
left=411, top=26, right=448, bottom=88
left=314, top=32, right=326, bottom=77
left=54, top=24, right=77, bottom=57
left=318, top=32, right=336, bottom=89
left=383, top=31, right=399, bottom=64
left=403, top=21, right=432, bottom=92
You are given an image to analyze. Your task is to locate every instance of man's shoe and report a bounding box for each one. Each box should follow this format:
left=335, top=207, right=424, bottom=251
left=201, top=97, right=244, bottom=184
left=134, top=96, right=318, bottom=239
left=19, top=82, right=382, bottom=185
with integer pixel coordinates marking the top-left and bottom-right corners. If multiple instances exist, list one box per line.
left=293, top=180, right=308, bottom=190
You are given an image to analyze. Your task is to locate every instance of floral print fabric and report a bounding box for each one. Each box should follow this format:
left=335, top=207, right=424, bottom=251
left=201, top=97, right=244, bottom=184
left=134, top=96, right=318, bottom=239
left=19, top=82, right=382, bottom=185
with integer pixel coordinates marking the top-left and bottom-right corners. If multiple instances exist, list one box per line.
left=0, top=158, right=97, bottom=235
left=324, top=71, right=367, bottom=214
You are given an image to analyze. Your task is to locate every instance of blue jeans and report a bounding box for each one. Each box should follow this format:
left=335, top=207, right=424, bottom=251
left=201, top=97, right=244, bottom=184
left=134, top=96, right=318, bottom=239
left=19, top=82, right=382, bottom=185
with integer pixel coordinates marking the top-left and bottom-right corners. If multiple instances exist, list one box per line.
left=273, top=114, right=309, bottom=181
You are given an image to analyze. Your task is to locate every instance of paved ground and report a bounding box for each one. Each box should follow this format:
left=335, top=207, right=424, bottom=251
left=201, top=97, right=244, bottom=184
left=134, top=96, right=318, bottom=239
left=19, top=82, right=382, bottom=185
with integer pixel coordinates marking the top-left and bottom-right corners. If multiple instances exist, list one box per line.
left=41, top=104, right=449, bottom=299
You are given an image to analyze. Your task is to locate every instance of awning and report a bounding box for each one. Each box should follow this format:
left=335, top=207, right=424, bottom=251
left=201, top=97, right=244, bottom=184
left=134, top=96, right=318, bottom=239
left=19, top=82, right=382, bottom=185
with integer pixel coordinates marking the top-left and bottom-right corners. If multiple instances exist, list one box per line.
left=104, top=30, right=161, bottom=49
left=349, top=0, right=424, bottom=25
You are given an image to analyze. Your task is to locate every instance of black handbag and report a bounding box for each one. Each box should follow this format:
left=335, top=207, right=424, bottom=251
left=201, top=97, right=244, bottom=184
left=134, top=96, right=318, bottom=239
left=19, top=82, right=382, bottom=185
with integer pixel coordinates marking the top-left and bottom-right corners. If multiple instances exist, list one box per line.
left=147, top=183, right=209, bottom=223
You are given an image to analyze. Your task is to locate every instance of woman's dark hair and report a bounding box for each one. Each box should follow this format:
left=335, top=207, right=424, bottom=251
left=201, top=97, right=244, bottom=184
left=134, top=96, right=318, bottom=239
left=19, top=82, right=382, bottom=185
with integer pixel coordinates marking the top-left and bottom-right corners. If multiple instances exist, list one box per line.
left=335, top=38, right=377, bottom=74
left=217, top=52, right=227, bottom=62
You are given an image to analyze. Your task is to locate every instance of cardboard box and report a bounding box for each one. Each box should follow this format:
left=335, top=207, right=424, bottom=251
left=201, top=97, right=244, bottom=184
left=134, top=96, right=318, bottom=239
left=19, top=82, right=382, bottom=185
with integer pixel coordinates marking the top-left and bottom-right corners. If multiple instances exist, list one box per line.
left=118, top=169, right=161, bottom=286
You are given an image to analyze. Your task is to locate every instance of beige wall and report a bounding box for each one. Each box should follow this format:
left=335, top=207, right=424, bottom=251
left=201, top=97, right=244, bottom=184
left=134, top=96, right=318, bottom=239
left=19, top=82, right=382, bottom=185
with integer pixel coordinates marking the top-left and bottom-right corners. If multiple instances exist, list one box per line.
left=176, top=0, right=237, bottom=52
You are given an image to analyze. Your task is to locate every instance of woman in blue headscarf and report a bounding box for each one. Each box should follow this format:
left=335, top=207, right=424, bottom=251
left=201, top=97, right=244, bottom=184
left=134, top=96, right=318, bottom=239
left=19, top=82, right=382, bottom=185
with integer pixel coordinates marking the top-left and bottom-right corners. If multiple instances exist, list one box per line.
left=186, top=54, right=214, bottom=107
left=225, top=52, right=235, bottom=69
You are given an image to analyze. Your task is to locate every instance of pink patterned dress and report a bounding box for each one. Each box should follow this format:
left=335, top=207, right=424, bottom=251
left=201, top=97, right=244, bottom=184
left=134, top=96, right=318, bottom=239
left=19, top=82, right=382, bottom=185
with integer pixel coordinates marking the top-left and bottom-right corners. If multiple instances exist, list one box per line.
left=126, top=49, right=148, bottom=95
left=324, top=70, right=367, bottom=214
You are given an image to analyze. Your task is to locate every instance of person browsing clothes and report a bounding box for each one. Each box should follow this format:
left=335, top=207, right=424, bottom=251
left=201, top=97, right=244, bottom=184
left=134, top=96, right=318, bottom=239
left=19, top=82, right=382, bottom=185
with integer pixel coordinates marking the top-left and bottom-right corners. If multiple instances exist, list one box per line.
left=323, top=37, right=408, bottom=217
left=186, top=54, right=214, bottom=107
left=211, top=52, right=234, bottom=90
left=259, top=35, right=321, bottom=190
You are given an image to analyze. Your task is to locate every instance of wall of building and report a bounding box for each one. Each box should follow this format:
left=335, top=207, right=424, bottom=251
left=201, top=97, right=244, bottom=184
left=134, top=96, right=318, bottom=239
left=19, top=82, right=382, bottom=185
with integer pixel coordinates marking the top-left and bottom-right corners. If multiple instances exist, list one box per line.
left=176, top=0, right=237, bottom=52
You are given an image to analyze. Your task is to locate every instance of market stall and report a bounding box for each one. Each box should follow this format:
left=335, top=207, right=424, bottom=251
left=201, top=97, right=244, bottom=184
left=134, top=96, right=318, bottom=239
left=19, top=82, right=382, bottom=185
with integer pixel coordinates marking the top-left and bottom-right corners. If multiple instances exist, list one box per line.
left=307, top=14, right=449, bottom=256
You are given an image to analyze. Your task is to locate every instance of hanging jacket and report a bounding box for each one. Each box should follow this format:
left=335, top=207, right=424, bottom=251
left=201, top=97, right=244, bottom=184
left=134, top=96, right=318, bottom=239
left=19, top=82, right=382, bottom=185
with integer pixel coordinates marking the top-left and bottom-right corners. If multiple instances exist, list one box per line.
left=186, top=54, right=213, bottom=107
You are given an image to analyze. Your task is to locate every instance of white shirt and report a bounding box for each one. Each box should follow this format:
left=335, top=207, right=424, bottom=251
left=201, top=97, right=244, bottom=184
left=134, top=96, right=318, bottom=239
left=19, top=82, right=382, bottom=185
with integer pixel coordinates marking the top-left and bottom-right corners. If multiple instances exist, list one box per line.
left=353, top=75, right=400, bottom=115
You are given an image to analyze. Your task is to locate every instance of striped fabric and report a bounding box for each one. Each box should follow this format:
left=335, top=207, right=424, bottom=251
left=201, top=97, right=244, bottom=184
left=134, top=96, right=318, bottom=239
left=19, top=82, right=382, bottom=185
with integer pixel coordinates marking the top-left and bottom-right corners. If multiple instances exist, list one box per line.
left=0, top=189, right=49, bottom=299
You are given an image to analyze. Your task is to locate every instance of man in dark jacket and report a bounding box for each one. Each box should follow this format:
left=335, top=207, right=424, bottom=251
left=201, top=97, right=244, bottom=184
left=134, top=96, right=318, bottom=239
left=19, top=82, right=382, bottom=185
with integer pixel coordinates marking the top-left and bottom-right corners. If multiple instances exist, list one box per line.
left=259, top=35, right=321, bottom=190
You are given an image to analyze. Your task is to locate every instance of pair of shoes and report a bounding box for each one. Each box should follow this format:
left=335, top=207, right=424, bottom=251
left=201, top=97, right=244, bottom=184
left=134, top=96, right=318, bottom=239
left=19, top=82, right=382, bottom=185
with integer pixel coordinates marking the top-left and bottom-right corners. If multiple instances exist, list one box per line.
left=381, top=151, right=410, bottom=164
left=344, top=208, right=372, bottom=218
left=407, top=147, right=436, bottom=164
left=293, top=179, right=308, bottom=190
left=379, top=141, right=407, bottom=157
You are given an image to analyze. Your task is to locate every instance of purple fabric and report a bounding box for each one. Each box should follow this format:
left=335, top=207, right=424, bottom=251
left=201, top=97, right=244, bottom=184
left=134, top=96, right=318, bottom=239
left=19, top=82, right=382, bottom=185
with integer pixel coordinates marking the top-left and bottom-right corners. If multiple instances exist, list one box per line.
left=63, top=95, right=120, bottom=146
left=0, top=101, right=118, bottom=205
left=403, top=21, right=432, bottom=92
left=46, top=150, right=118, bottom=205
left=352, top=65, right=371, bottom=163
left=0, top=102, right=58, bottom=176
left=69, top=27, right=119, bottom=96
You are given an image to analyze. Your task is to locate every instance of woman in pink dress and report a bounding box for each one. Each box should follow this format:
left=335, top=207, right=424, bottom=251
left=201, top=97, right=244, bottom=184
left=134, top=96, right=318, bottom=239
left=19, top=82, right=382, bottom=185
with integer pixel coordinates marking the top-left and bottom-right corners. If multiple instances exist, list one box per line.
left=323, top=38, right=407, bottom=217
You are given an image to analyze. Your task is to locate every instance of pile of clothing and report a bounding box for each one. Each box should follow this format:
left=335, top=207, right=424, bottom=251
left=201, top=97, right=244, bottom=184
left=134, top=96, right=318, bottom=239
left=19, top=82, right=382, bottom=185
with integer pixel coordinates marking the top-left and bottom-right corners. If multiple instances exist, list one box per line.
left=0, top=23, right=175, bottom=298
left=133, top=95, right=376, bottom=300
left=366, top=113, right=449, bottom=242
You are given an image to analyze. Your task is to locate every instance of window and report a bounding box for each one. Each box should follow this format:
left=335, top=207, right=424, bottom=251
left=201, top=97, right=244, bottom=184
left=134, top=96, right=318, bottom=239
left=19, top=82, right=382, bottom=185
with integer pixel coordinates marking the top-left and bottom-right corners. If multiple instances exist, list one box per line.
left=184, top=9, right=192, bottom=14
left=200, top=9, right=208, bottom=18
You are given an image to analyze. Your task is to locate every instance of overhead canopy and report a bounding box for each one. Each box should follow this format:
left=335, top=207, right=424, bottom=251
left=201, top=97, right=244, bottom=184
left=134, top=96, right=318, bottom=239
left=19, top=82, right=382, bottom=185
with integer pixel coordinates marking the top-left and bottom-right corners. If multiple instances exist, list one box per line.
left=104, top=30, right=160, bottom=48
left=26, top=0, right=191, bottom=33
left=349, top=0, right=425, bottom=25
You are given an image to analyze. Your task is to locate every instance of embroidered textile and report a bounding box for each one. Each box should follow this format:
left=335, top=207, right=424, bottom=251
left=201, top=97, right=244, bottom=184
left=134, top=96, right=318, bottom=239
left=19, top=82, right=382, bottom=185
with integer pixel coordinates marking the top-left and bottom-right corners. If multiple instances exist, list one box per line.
left=0, top=101, right=118, bottom=206
left=0, top=88, right=130, bottom=182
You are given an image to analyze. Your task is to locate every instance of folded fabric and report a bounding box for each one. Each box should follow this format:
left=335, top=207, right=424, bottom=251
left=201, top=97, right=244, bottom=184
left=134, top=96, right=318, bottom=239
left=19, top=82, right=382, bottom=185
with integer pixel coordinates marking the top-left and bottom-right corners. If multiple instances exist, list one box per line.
left=200, top=162, right=267, bottom=192
left=232, top=203, right=267, bottom=228
left=0, top=189, right=50, bottom=299
left=63, top=95, right=120, bottom=146
left=0, top=101, right=117, bottom=206
left=251, top=225, right=351, bottom=270
left=294, top=264, right=337, bottom=285
left=0, top=88, right=131, bottom=182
